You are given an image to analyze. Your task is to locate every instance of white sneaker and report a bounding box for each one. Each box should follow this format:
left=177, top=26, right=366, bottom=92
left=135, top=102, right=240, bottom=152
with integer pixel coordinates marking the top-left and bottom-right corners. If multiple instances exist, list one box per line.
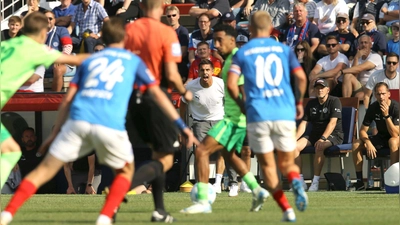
left=308, top=181, right=319, bottom=192
left=0, top=211, right=13, bottom=225
left=240, top=182, right=252, bottom=193
left=228, top=184, right=238, bottom=197
left=212, top=183, right=222, bottom=194
left=282, top=208, right=296, bottom=222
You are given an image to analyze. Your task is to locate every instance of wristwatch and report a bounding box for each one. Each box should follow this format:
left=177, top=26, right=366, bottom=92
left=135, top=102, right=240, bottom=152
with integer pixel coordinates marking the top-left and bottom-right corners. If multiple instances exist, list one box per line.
left=383, top=115, right=390, bottom=119
left=321, top=136, right=327, bottom=141
left=87, top=183, right=92, bottom=187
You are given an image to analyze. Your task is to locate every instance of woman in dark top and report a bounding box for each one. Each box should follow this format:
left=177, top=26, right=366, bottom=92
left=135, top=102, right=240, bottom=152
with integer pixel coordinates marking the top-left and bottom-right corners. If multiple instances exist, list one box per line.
left=294, top=40, right=316, bottom=98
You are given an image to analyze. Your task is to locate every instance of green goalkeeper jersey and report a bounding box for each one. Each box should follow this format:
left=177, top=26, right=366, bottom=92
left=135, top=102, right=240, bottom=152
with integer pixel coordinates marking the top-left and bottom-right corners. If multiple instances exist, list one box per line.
left=1, top=36, right=61, bottom=108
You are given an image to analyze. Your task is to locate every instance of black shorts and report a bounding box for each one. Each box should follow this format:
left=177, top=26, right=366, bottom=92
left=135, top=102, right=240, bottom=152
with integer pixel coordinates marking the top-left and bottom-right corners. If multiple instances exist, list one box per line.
left=302, top=132, right=344, bottom=146
left=330, top=81, right=343, bottom=97
left=128, top=89, right=179, bottom=153
left=369, top=135, right=390, bottom=150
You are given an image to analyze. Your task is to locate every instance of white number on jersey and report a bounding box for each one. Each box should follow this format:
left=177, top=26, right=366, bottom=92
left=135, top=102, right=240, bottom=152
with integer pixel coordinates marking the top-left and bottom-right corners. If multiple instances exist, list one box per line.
left=85, top=57, right=125, bottom=90
left=255, top=54, right=283, bottom=89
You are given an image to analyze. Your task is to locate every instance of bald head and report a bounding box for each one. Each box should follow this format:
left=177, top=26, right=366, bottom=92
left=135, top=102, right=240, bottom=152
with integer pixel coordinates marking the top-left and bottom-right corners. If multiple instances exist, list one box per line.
left=250, top=11, right=272, bottom=37
left=141, top=0, right=163, bottom=10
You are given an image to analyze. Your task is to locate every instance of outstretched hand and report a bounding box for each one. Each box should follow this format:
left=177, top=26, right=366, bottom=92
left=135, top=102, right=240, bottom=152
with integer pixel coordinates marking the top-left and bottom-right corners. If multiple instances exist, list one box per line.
left=182, top=127, right=200, bottom=149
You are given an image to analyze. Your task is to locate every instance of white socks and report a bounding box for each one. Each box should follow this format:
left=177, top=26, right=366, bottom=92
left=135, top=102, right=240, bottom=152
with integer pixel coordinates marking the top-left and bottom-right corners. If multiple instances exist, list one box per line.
left=312, top=175, right=320, bottom=183
left=215, top=174, right=222, bottom=185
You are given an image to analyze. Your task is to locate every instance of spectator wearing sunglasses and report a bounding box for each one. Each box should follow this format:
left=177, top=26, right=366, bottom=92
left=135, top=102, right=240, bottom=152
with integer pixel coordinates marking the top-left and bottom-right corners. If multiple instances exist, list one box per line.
left=318, top=13, right=355, bottom=59
left=165, top=5, right=190, bottom=82
left=354, top=13, right=386, bottom=56
left=364, top=52, right=399, bottom=109
left=294, top=41, right=316, bottom=98
left=313, top=0, right=348, bottom=36
left=309, top=36, right=349, bottom=97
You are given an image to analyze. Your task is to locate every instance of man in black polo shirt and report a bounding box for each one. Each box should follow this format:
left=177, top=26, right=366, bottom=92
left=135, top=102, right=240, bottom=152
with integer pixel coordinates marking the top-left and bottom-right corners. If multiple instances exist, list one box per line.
left=295, top=78, right=343, bottom=192
left=352, top=82, right=399, bottom=190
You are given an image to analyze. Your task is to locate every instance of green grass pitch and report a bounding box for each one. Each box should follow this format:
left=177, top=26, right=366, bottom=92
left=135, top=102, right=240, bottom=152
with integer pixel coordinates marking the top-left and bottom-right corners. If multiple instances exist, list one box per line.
left=1, top=191, right=398, bottom=224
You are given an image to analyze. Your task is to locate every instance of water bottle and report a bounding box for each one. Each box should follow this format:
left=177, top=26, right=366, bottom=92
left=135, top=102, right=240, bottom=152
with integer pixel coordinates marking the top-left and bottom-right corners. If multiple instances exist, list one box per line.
left=345, top=172, right=351, bottom=190
left=368, top=172, right=374, bottom=188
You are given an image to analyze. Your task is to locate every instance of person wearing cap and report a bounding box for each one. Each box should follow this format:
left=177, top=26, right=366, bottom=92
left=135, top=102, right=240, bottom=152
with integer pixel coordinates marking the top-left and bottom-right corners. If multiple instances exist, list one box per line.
left=309, top=35, right=349, bottom=97
left=341, top=34, right=383, bottom=99
left=236, top=34, right=248, bottom=48
left=313, top=0, right=348, bottom=36
left=295, top=78, right=344, bottom=192
left=350, top=0, right=387, bottom=38
left=318, top=12, right=356, bottom=59
left=387, top=21, right=399, bottom=57
left=351, top=82, right=399, bottom=191
left=356, top=13, right=386, bottom=56
left=221, top=12, right=249, bottom=38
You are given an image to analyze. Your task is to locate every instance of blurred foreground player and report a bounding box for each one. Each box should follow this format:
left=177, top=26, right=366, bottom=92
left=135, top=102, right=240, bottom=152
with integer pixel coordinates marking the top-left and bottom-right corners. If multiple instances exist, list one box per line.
left=0, top=12, right=87, bottom=192
left=228, top=11, right=309, bottom=222
left=0, top=17, right=194, bottom=225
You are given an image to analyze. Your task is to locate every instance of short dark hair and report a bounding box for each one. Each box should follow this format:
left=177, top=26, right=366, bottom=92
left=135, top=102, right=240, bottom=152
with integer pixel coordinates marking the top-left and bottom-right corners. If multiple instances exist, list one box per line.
left=213, top=24, right=237, bottom=38
left=197, top=41, right=210, bottom=48
left=22, top=12, right=48, bottom=35
left=198, top=59, right=214, bottom=69
left=374, top=82, right=389, bottom=93
left=101, top=17, right=125, bottom=46
left=325, top=35, right=339, bottom=43
left=386, top=52, right=399, bottom=61
left=23, top=127, right=35, bottom=134
left=198, top=13, right=210, bottom=21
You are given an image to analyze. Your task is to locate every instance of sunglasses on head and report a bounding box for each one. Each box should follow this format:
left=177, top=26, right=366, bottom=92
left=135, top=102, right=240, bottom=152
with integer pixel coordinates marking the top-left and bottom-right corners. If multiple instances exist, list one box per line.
left=167, top=14, right=177, bottom=18
left=361, top=20, right=371, bottom=25
left=387, top=61, right=398, bottom=65
left=336, top=18, right=346, bottom=23
left=326, top=43, right=338, bottom=48
left=296, top=48, right=305, bottom=52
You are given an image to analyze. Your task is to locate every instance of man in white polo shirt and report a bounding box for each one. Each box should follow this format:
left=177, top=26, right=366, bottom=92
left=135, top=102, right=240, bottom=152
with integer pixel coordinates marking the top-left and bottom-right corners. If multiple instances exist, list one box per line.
left=308, top=35, right=349, bottom=97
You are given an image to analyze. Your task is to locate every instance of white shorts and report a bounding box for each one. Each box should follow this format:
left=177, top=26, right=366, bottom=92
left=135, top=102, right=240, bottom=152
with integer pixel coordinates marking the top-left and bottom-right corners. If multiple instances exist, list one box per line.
left=247, top=121, right=296, bottom=154
left=49, top=119, right=134, bottom=169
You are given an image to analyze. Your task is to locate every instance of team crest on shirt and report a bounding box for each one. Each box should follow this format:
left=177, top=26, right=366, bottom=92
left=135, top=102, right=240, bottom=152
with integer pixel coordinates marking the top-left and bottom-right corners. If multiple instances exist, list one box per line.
left=214, top=68, right=221, bottom=74
left=171, top=42, right=182, bottom=57
left=323, top=107, right=328, bottom=113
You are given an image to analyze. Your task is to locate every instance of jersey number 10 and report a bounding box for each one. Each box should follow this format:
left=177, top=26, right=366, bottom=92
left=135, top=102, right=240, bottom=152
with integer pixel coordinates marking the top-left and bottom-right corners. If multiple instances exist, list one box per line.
left=255, top=54, right=283, bottom=89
